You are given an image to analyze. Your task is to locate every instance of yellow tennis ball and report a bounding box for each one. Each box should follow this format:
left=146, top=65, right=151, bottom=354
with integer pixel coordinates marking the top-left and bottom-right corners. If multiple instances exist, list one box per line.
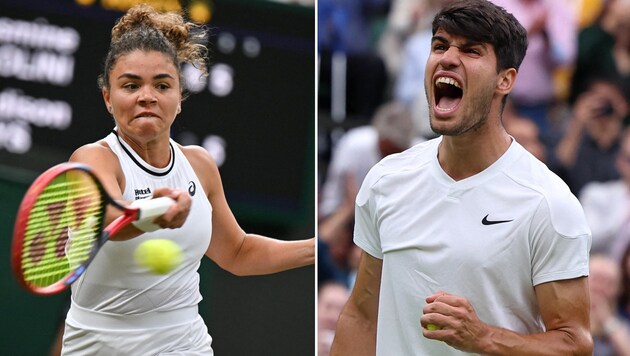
left=426, top=323, right=440, bottom=331
left=134, top=239, right=183, bottom=275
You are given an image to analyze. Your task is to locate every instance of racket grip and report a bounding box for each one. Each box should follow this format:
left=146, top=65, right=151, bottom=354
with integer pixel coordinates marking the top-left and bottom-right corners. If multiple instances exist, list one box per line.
left=130, top=197, right=176, bottom=232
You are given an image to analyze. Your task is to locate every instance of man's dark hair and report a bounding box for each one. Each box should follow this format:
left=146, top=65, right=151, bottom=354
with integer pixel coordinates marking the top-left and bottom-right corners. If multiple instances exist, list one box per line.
left=432, top=0, right=528, bottom=73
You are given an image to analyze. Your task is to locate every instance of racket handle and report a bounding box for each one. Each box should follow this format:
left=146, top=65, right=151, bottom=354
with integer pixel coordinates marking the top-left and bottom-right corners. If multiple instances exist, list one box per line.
left=130, top=196, right=176, bottom=232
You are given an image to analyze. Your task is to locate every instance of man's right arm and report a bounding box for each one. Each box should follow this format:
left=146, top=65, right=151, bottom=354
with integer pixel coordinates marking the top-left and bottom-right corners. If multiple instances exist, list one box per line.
left=330, top=251, right=383, bottom=355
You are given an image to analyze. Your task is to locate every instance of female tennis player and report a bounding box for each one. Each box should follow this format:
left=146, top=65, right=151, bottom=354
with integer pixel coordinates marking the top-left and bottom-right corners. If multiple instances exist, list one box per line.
left=60, top=4, right=314, bottom=354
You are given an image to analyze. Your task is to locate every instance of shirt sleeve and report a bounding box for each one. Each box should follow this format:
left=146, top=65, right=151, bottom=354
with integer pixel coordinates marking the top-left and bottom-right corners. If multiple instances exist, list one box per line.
left=353, top=166, right=383, bottom=259
left=530, top=192, right=591, bottom=286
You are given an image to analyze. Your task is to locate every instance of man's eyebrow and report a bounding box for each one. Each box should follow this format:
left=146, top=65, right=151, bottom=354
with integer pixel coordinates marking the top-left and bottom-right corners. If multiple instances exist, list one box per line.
left=461, top=40, right=486, bottom=48
left=431, top=35, right=486, bottom=48
left=431, top=35, right=449, bottom=44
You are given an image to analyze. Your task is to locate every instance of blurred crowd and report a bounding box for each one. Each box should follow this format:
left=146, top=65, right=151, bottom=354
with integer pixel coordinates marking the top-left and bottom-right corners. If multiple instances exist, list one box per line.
left=317, top=0, right=630, bottom=355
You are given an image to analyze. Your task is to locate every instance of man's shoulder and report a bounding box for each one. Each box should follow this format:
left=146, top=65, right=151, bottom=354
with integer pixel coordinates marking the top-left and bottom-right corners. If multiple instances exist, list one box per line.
left=505, top=148, right=583, bottom=207
left=508, top=152, right=590, bottom=236
left=506, top=146, right=568, bottom=192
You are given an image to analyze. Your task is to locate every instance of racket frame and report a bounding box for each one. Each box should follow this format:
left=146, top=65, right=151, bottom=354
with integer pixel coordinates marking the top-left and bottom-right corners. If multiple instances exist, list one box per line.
left=11, top=162, right=139, bottom=295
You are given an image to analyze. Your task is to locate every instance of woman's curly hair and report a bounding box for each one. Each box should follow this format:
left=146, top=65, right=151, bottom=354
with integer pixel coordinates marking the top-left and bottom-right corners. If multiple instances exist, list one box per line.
left=98, top=4, right=208, bottom=91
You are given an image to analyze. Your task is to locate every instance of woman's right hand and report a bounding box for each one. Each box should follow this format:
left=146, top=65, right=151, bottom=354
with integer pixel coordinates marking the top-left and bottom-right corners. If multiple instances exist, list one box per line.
left=151, top=187, right=192, bottom=229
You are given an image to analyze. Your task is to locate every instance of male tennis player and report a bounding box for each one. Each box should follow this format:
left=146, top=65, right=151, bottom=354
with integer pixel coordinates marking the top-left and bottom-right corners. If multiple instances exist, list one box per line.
left=330, top=0, right=593, bottom=355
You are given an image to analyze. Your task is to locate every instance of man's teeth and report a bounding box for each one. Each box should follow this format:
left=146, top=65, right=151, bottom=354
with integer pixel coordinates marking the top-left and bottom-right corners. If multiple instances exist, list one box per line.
left=435, top=77, right=461, bottom=89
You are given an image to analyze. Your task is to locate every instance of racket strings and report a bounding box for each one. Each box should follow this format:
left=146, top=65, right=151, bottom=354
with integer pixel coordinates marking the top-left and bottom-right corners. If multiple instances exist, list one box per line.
left=20, top=172, right=104, bottom=288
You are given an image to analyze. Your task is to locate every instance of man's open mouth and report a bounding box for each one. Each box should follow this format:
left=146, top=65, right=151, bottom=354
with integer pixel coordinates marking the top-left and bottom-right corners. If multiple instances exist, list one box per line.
left=434, top=77, right=463, bottom=112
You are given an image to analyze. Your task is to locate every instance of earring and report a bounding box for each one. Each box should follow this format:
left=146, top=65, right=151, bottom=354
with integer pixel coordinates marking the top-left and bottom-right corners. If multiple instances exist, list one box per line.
left=108, top=106, right=113, bottom=113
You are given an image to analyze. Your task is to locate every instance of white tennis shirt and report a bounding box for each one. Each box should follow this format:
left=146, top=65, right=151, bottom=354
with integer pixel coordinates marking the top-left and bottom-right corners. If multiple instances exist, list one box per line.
left=67, top=130, right=212, bottom=330
left=354, top=137, right=591, bottom=355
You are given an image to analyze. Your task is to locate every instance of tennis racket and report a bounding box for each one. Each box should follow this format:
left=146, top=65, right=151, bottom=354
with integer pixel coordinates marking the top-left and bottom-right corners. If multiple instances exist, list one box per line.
left=11, top=162, right=175, bottom=295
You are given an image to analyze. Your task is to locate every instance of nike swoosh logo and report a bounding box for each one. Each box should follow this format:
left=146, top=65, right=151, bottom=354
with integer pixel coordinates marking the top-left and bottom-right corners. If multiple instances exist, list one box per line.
left=481, top=214, right=513, bottom=225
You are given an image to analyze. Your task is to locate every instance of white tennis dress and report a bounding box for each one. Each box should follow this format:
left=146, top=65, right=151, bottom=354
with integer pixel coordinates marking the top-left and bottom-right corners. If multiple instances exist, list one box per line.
left=354, top=136, right=591, bottom=355
left=62, top=130, right=214, bottom=355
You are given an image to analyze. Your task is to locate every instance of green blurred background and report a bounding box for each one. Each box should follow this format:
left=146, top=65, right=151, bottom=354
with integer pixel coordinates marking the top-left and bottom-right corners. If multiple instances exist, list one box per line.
left=0, top=0, right=315, bottom=354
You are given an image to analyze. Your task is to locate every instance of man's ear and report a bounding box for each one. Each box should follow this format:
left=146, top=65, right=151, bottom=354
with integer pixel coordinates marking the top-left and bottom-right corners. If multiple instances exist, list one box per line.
left=497, top=68, right=517, bottom=96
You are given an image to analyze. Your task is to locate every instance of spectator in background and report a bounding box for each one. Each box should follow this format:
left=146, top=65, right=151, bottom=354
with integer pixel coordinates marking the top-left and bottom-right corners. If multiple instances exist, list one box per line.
left=580, top=128, right=630, bottom=259
left=318, top=0, right=389, bottom=121
left=571, top=0, right=630, bottom=103
left=318, top=281, right=351, bottom=356
left=503, top=105, right=547, bottom=162
left=491, top=0, right=578, bottom=136
left=589, top=254, right=630, bottom=356
left=317, top=176, right=363, bottom=289
left=319, top=172, right=357, bottom=280
left=318, top=238, right=348, bottom=286
left=319, top=101, right=416, bottom=219
left=318, top=0, right=389, bottom=56
left=378, top=0, right=439, bottom=77
left=319, top=102, right=415, bottom=282
left=578, top=0, right=606, bottom=29
left=554, top=76, right=628, bottom=195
